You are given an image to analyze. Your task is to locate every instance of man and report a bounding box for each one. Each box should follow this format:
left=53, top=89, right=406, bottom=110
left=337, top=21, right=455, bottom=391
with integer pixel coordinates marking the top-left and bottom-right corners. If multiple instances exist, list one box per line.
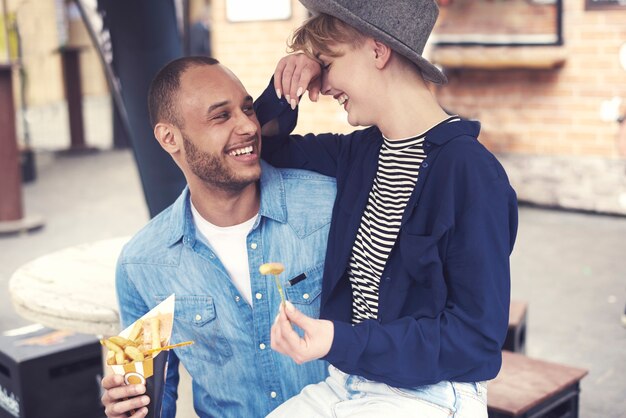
left=100, top=56, right=335, bottom=418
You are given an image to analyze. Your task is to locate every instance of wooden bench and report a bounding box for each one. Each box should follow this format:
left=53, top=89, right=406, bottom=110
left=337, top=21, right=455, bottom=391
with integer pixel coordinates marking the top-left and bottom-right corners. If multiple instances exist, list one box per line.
left=487, top=351, right=588, bottom=418
left=504, top=300, right=528, bottom=353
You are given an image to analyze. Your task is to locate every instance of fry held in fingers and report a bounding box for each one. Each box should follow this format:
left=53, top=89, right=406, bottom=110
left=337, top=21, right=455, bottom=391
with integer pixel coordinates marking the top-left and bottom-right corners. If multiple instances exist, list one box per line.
left=260, top=262, right=286, bottom=306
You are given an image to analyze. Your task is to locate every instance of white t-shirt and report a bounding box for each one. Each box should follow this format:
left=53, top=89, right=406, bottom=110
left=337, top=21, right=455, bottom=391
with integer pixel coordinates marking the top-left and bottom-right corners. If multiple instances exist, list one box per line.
left=191, top=203, right=258, bottom=306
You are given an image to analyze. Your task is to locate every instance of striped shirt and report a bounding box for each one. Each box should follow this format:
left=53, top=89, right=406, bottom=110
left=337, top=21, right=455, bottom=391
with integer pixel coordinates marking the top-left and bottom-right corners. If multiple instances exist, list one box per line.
left=348, top=116, right=460, bottom=323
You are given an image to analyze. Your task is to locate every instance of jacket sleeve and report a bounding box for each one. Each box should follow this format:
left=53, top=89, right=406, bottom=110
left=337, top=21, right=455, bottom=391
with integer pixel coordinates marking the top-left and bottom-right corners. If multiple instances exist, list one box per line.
left=255, top=77, right=345, bottom=178
left=324, top=148, right=518, bottom=387
left=116, top=261, right=180, bottom=415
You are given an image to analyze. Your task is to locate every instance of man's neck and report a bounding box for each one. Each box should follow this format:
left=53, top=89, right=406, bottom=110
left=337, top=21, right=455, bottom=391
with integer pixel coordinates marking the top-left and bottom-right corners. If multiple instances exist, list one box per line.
left=189, top=181, right=260, bottom=227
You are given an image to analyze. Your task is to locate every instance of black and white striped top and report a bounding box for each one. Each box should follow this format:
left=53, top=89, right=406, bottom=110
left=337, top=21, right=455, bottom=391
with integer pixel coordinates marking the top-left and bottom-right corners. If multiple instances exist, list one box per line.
left=348, top=116, right=460, bottom=323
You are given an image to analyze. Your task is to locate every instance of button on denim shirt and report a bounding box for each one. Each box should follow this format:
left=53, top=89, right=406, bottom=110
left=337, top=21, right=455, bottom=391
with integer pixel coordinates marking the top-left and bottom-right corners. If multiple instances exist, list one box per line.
left=116, top=162, right=336, bottom=417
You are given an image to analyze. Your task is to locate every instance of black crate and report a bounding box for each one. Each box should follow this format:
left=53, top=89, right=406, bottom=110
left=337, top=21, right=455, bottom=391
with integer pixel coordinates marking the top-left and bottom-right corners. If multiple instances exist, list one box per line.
left=0, top=326, right=104, bottom=418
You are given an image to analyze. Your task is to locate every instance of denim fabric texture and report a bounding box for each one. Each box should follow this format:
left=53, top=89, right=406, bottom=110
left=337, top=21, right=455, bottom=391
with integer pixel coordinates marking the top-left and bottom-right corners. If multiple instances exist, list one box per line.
left=266, top=366, right=487, bottom=418
left=116, top=161, right=336, bottom=418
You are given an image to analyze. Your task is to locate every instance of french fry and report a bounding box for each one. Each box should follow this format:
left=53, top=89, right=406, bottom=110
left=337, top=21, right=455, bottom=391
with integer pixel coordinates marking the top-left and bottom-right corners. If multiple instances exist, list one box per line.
left=108, top=336, right=137, bottom=348
left=101, top=338, right=124, bottom=354
left=115, top=350, right=126, bottom=365
left=150, top=317, right=161, bottom=350
left=106, top=350, right=116, bottom=366
left=259, top=262, right=284, bottom=275
left=124, top=345, right=145, bottom=362
left=127, top=319, right=144, bottom=342
left=259, top=263, right=286, bottom=306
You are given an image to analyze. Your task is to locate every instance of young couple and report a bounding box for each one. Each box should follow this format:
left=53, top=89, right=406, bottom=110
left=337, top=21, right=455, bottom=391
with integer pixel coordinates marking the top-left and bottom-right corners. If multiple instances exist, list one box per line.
left=102, top=1, right=517, bottom=417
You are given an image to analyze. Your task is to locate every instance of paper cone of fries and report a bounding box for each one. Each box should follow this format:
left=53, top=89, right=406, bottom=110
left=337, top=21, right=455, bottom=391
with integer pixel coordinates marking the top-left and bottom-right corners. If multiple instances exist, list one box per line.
left=103, top=294, right=176, bottom=418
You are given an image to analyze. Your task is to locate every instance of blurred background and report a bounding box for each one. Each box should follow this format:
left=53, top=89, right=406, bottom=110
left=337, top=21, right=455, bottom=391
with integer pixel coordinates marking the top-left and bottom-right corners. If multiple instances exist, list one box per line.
left=0, top=0, right=625, bottom=417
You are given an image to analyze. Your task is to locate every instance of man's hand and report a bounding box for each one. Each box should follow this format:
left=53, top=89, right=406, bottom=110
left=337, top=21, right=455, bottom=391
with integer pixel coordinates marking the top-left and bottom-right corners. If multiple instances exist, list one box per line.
left=101, top=374, right=150, bottom=418
left=270, top=301, right=334, bottom=364
left=273, top=54, right=323, bottom=110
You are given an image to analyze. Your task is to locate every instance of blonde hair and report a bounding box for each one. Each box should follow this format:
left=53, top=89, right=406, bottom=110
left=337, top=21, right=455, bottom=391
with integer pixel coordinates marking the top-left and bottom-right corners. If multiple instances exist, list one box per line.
left=288, top=13, right=366, bottom=60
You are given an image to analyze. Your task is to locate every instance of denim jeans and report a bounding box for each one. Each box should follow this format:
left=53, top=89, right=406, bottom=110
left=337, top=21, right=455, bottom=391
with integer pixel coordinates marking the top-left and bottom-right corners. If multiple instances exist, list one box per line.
left=266, top=365, right=488, bottom=418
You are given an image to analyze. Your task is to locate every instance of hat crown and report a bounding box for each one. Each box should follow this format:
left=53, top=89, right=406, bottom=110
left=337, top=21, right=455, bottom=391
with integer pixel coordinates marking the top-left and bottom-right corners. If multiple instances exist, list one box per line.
left=333, top=0, right=438, bottom=55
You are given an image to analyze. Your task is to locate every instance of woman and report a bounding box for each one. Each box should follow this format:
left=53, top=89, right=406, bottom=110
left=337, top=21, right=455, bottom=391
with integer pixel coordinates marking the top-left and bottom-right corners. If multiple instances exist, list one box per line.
left=257, top=1, right=518, bottom=416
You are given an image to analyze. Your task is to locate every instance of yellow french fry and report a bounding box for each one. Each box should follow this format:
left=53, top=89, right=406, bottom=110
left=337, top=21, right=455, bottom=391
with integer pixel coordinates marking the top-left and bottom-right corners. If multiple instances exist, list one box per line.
left=124, top=345, right=145, bottom=362
left=259, top=263, right=286, bottom=306
left=127, top=319, right=144, bottom=342
left=101, top=338, right=124, bottom=354
left=115, top=351, right=126, bottom=365
left=259, top=262, right=285, bottom=275
left=106, top=350, right=116, bottom=366
left=108, top=336, right=137, bottom=348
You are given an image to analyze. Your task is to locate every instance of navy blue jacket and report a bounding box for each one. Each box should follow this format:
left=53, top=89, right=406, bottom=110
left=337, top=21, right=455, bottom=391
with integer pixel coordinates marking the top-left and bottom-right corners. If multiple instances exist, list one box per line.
left=255, top=87, right=518, bottom=388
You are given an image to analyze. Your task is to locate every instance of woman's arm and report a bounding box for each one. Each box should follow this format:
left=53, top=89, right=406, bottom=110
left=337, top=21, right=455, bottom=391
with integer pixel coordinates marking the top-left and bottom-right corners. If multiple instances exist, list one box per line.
left=254, top=55, right=346, bottom=178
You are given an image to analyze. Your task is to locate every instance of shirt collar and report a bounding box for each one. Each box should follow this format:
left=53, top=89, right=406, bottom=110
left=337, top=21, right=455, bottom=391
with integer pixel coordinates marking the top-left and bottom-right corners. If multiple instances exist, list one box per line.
left=425, top=119, right=481, bottom=146
left=166, top=160, right=286, bottom=246
left=258, top=160, right=287, bottom=223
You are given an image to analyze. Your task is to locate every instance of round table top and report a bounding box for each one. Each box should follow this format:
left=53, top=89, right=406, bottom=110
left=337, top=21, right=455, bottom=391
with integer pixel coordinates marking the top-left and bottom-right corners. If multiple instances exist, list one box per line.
left=9, top=237, right=130, bottom=336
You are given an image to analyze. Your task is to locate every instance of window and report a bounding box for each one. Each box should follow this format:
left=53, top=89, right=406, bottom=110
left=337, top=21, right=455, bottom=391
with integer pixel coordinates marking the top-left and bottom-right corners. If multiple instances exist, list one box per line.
left=585, top=0, right=626, bottom=10
left=433, top=0, right=562, bottom=47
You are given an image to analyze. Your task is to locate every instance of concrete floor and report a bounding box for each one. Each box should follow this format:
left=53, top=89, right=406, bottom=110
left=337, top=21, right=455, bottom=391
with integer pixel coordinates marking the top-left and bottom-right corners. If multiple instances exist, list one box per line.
left=1, top=149, right=625, bottom=417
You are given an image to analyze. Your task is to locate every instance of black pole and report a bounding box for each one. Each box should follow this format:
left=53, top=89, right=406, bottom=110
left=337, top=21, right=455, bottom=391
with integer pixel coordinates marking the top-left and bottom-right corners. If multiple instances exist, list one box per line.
left=95, top=0, right=186, bottom=217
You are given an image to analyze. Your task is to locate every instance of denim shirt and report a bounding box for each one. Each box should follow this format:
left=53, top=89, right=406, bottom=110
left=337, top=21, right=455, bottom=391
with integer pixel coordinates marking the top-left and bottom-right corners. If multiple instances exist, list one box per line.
left=116, top=161, right=336, bottom=417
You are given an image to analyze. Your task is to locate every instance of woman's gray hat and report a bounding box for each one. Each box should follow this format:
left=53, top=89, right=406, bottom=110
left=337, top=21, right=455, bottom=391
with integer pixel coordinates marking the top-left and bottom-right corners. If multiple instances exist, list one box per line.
left=299, top=0, right=447, bottom=84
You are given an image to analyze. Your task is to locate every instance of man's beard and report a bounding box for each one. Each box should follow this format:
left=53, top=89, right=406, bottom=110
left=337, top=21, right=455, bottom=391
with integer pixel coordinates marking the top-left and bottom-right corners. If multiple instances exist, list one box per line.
left=183, top=134, right=259, bottom=192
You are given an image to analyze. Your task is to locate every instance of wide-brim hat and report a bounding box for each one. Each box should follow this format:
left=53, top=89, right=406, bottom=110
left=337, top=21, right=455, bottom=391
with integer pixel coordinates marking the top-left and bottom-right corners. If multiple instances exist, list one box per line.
left=299, top=0, right=447, bottom=84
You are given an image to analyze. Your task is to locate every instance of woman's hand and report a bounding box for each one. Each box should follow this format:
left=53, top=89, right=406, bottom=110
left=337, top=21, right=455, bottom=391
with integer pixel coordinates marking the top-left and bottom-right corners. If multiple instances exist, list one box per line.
left=273, top=54, right=323, bottom=110
left=270, top=301, right=334, bottom=364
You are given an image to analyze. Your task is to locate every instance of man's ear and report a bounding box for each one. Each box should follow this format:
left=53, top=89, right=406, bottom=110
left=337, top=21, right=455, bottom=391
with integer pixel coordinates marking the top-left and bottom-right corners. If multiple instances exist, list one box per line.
left=154, top=122, right=180, bottom=155
left=372, top=39, right=392, bottom=69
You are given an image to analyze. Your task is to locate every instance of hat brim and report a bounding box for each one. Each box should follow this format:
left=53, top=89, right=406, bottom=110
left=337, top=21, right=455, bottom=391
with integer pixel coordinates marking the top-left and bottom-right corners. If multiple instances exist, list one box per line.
left=300, top=0, right=447, bottom=84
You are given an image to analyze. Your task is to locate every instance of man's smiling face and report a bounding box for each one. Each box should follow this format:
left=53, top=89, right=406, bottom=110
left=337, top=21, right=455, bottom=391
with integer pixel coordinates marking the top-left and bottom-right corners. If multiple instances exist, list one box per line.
left=176, top=64, right=262, bottom=192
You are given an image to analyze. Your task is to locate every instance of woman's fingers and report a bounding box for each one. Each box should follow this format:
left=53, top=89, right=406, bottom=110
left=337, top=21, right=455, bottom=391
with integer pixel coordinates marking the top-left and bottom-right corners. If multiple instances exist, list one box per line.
left=271, top=304, right=301, bottom=355
left=274, top=54, right=322, bottom=109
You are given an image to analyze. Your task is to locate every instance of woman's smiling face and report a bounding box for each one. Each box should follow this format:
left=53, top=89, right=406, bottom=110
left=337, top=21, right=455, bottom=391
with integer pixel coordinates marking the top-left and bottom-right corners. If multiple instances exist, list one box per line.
left=318, top=40, right=381, bottom=128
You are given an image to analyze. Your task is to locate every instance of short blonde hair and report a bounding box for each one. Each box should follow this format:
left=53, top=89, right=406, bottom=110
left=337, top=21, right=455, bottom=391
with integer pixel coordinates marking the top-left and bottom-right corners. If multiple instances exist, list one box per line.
left=288, top=13, right=366, bottom=60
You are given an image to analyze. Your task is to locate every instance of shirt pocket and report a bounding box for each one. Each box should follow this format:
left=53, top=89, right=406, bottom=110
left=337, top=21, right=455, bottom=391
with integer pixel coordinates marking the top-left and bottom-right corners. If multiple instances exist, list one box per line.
left=156, top=294, right=233, bottom=365
left=284, top=263, right=324, bottom=318
left=398, top=231, right=442, bottom=288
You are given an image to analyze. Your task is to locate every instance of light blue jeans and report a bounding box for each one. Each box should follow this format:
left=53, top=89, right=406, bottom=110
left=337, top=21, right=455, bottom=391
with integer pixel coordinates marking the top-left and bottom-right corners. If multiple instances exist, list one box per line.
left=266, top=365, right=488, bottom=418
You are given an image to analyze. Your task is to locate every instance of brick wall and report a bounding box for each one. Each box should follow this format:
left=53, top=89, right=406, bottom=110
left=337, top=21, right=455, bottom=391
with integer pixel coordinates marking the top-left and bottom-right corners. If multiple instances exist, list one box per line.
left=11, top=0, right=626, bottom=214
left=432, top=0, right=626, bottom=215
left=436, top=0, right=557, bottom=39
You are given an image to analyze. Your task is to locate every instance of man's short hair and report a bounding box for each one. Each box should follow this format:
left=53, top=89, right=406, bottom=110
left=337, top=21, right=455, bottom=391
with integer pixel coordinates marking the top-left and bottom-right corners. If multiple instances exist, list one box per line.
left=148, top=56, right=220, bottom=129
